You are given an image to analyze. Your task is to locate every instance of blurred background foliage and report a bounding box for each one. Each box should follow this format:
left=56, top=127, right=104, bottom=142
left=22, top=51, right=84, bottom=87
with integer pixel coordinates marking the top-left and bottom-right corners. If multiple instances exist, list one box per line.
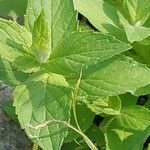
left=0, top=0, right=27, bottom=17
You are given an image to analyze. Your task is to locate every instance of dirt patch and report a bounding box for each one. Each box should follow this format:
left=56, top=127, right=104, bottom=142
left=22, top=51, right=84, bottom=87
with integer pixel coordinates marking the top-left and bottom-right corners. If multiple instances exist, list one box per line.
left=0, top=82, right=32, bottom=150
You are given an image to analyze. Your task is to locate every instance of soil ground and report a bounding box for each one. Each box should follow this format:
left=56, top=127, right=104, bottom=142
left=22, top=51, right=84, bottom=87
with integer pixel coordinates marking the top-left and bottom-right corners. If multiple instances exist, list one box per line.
left=0, top=82, right=32, bottom=150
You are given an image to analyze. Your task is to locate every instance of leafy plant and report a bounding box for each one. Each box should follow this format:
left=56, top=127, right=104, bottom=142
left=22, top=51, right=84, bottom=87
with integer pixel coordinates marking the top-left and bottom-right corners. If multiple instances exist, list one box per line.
left=0, top=0, right=150, bottom=149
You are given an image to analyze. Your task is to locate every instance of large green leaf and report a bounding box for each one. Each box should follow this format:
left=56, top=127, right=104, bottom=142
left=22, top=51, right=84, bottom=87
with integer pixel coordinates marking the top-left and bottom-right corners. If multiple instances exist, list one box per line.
left=105, top=106, right=150, bottom=150
left=75, top=55, right=150, bottom=100
left=45, top=32, right=131, bottom=77
left=0, top=18, right=32, bottom=62
left=12, top=0, right=131, bottom=76
left=13, top=72, right=71, bottom=150
left=25, top=0, right=77, bottom=51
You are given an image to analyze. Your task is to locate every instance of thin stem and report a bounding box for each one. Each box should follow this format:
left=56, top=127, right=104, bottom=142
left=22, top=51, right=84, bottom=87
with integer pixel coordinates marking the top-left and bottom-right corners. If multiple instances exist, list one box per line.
left=32, top=143, right=38, bottom=150
left=72, top=68, right=83, bottom=131
left=28, top=120, right=98, bottom=150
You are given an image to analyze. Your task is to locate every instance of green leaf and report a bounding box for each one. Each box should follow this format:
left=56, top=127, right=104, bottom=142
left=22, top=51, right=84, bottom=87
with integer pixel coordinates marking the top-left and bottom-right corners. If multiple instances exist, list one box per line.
left=104, top=106, right=150, bottom=150
left=12, top=55, right=40, bottom=73
left=87, top=96, right=121, bottom=116
left=25, top=0, right=77, bottom=50
left=126, top=42, right=150, bottom=65
left=122, top=0, right=150, bottom=24
left=85, top=124, right=105, bottom=148
left=119, top=93, right=137, bottom=107
left=45, top=32, right=131, bottom=77
left=74, top=0, right=150, bottom=43
left=134, top=84, right=150, bottom=96
left=119, top=12, right=150, bottom=43
left=77, top=55, right=150, bottom=100
left=65, top=104, right=94, bottom=142
left=145, top=96, right=150, bottom=110
left=13, top=72, right=71, bottom=150
left=0, top=57, right=29, bottom=86
left=0, top=18, right=32, bottom=62
left=73, top=0, right=128, bottom=42
left=31, top=10, right=51, bottom=63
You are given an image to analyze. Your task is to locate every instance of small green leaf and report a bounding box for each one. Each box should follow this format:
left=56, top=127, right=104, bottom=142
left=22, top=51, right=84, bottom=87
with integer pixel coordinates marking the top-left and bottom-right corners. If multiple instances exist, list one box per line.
left=13, top=72, right=71, bottom=150
left=25, top=0, right=77, bottom=50
left=87, top=96, right=121, bottom=116
left=104, top=106, right=150, bottom=150
left=122, top=0, right=150, bottom=24
left=119, top=12, right=150, bottom=43
left=134, top=84, right=150, bottom=96
left=85, top=124, right=105, bottom=148
left=31, top=10, right=51, bottom=63
left=119, top=93, right=137, bottom=107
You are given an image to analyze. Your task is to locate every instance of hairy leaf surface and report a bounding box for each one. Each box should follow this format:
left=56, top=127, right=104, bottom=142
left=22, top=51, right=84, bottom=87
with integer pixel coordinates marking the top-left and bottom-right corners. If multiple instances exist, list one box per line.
left=45, top=32, right=131, bottom=77
left=76, top=55, right=150, bottom=100
left=25, top=0, right=77, bottom=51
left=0, top=18, right=32, bottom=62
left=13, top=72, right=71, bottom=150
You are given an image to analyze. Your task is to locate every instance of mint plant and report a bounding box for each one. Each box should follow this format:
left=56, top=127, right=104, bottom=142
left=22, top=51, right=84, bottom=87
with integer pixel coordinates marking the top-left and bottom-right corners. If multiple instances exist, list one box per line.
left=0, top=0, right=150, bottom=149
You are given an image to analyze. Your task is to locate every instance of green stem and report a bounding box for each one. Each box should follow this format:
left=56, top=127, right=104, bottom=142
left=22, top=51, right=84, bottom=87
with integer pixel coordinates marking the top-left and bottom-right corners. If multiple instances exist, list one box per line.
left=28, top=120, right=98, bottom=150
left=72, top=68, right=83, bottom=131
left=32, top=143, right=38, bottom=150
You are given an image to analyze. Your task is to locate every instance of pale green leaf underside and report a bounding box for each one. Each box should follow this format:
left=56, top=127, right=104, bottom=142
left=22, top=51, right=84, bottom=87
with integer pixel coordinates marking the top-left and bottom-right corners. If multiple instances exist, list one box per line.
left=105, top=106, right=150, bottom=150
left=0, top=57, right=29, bottom=86
left=76, top=55, right=150, bottom=100
left=74, top=0, right=128, bottom=42
left=25, top=0, right=77, bottom=51
left=45, top=32, right=131, bottom=77
left=74, top=0, right=150, bottom=43
left=13, top=72, right=71, bottom=150
left=0, top=18, right=32, bottom=62
left=88, top=96, right=121, bottom=116
left=119, top=13, right=150, bottom=43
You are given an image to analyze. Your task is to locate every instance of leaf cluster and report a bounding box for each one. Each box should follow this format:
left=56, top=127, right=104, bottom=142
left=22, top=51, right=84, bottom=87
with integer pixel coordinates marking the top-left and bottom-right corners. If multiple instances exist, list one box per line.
left=0, top=0, right=150, bottom=149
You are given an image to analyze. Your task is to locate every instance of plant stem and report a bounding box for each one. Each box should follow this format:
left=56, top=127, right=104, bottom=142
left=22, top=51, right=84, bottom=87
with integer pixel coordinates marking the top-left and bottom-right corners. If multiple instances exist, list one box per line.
left=72, top=68, right=83, bottom=131
left=28, top=120, right=98, bottom=150
left=32, top=143, right=38, bottom=150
